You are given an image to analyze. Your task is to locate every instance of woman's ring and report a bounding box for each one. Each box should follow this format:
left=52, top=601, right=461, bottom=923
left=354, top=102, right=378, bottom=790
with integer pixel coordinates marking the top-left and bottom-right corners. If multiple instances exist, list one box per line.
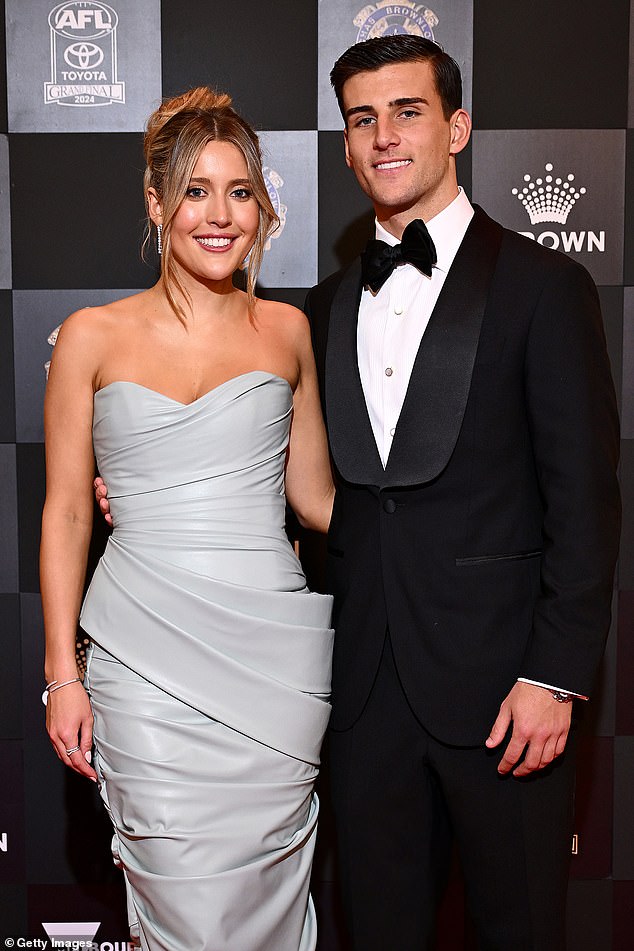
left=65, top=745, right=81, bottom=756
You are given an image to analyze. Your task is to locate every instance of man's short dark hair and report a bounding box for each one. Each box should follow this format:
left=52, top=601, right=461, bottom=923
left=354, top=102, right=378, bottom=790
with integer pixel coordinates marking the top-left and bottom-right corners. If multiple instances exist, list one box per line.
left=330, top=35, right=462, bottom=122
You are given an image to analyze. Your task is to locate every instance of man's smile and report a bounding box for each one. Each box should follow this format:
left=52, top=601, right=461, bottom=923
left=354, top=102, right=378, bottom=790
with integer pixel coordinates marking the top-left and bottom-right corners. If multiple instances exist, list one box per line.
left=374, top=159, right=412, bottom=170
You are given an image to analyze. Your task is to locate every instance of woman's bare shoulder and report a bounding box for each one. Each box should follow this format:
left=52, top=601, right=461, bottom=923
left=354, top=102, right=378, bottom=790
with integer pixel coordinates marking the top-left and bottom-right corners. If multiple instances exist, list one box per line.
left=58, top=289, right=156, bottom=342
left=254, top=297, right=309, bottom=339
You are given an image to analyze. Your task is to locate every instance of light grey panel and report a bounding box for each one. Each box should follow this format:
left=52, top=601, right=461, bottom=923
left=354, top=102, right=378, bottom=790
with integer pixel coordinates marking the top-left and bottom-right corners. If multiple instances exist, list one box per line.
left=318, top=0, right=473, bottom=130
left=6, top=0, right=161, bottom=132
left=629, top=0, right=634, bottom=127
left=258, top=131, right=318, bottom=289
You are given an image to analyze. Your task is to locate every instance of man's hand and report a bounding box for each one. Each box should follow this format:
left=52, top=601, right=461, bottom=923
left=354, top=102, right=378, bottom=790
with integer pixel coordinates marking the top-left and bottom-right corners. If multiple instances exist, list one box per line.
left=93, top=476, right=113, bottom=527
left=486, top=681, right=572, bottom=777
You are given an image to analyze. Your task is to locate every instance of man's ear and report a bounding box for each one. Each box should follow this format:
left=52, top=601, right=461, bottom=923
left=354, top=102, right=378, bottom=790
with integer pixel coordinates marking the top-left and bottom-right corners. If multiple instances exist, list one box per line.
left=449, top=109, right=471, bottom=156
left=343, top=127, right=352, bottom=169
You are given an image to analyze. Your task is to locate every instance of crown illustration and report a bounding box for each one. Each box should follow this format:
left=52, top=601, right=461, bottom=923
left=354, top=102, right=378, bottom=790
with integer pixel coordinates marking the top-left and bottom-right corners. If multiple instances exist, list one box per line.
left=511, top=162, right=586, bottom=225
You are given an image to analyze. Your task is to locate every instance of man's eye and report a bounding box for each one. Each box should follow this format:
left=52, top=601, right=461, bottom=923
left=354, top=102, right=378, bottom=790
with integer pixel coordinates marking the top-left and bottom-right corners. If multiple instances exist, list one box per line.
left=355, top=116, right=375, bottom=127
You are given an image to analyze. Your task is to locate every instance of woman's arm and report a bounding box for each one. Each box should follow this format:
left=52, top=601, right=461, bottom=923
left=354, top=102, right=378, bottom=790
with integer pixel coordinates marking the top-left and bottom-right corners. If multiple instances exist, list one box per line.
left=40, top=310, right=101, bottom=781
left=284, top=312, right=335, bottom=534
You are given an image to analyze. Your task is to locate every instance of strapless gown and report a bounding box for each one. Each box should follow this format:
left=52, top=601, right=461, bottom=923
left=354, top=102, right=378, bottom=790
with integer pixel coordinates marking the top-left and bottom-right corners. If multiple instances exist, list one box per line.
left=80, top=371, right=334, bottom=951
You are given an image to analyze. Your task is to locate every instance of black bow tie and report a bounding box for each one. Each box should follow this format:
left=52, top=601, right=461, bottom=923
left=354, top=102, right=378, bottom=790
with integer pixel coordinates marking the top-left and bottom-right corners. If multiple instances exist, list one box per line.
left=360, top=218, right=437, bottom=292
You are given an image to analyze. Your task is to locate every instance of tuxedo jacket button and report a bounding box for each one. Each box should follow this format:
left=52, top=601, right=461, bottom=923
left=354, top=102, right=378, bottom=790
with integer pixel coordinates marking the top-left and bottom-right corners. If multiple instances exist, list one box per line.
left=383, top=498, right=397, bottom=514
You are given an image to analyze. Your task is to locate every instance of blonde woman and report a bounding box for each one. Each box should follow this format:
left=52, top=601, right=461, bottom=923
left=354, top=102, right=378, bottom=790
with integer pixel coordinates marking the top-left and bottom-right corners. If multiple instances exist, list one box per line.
left=40, top=87, right=334, bottom=951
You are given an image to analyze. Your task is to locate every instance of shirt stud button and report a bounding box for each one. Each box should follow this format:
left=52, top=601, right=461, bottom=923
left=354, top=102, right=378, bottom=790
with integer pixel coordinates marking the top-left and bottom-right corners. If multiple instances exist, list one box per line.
left=385, top=367, right=393, bottom=377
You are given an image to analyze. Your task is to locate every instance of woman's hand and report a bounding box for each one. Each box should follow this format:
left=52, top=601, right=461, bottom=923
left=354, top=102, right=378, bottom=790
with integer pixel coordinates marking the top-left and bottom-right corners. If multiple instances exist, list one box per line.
left=46, top=681, right=98, bottom=782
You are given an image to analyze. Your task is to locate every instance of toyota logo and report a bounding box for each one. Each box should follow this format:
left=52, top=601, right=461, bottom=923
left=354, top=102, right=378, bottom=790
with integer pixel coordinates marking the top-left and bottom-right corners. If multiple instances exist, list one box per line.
left=63, top=42, right=104, bottom=69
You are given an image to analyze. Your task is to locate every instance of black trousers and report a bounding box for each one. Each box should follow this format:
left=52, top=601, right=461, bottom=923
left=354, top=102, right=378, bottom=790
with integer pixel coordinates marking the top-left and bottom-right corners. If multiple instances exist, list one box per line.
left=328, top=634, right=577, bottom=951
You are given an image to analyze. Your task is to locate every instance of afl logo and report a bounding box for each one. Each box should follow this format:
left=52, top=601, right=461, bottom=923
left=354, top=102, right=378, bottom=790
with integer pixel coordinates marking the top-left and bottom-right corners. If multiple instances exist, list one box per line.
left=45, top=0, right=125, bottom=107
left=63, top=42, right=104, bottom=70
left=353, top=2, right=438, bottom=43
left=48, top=1, right=117, bottom=40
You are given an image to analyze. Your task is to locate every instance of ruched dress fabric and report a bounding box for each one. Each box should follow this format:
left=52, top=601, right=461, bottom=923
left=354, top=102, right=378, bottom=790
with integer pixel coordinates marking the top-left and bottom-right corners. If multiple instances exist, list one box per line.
left=79, top=371, right=334, bottom=951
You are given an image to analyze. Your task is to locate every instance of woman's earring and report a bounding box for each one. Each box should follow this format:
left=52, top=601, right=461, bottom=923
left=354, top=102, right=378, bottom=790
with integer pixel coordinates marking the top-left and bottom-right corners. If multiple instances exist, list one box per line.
left=157, top=223, right=163, bottom=256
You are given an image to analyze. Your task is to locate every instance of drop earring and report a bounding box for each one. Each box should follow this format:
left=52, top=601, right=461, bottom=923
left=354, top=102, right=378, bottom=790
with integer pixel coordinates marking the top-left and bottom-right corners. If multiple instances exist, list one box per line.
left=157, top=223, right=163, bottom=256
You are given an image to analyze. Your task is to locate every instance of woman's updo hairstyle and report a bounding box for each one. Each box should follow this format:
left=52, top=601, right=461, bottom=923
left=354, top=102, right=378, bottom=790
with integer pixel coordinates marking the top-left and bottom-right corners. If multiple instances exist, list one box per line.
left=143, top=87, right=279, bottom=319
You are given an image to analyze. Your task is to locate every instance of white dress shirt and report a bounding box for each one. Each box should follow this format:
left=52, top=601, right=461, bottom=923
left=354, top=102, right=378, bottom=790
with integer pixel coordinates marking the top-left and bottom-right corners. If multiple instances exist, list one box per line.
left=356, top=188, right=583, bottom=701
left=357, top=187, right=474, bottom=468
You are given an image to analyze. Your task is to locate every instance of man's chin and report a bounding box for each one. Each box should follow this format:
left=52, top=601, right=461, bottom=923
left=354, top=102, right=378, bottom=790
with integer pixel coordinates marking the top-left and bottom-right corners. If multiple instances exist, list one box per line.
left=373, top=195, right=422, bottom=219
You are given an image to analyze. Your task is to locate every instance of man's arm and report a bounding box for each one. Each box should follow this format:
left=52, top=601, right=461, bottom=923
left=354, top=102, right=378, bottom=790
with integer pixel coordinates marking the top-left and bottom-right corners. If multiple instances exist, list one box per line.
left=487, top=257, right=620, bottom=776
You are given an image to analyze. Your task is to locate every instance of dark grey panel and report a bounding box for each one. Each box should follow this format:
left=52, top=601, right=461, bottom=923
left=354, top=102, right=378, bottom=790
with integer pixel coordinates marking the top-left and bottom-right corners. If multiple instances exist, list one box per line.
left=618, top=441, right=634, bottom=588
left=583, top=591, right=617, bottom=738
left=615, top=591, right=634, bottom=735
left=0, top=135, right=9, bottom=287
left=16, top=443, right=44, bottom=594
left=622, top=288, right=634, bottom=437
left=625, top=130, right=634, bottom=284
left=10, top=134, right=152, bottom=290
left=161, top=0, right=317, bottom=132
left=472, top=129, right=625, bottom=286
left=473, top=0, right=629, bottom=129
left=0, top=444, right=17, bottom=592
left=571, top=736, right=613, bottom=880
left=317, top=130, right=374, bottom=279
left=0, top=740, right=25, bottom=885
left=566, top=880, right=613, bottom=951
left=598, top=287, right=624, bottom=421
left=612, top=736, right=634, bottom=879
left=20, top=594, right=117, bottom=885
left=13, top=288, right=145, bottom=443
left=0, top=884, right=28, bottom=940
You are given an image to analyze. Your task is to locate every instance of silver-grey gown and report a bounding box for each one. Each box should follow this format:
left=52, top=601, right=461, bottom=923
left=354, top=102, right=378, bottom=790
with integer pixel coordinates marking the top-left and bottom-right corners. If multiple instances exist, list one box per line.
left=79, top=370, right=334, bottom=951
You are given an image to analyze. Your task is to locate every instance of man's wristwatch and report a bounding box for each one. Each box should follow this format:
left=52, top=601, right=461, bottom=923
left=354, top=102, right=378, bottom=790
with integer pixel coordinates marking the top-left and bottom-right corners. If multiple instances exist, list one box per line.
left=550, top=690, right=574, bottom=703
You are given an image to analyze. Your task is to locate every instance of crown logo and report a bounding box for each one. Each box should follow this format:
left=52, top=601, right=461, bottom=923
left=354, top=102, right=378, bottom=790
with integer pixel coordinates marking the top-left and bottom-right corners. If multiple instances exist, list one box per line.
left=511, top=162, right=586, bottom=225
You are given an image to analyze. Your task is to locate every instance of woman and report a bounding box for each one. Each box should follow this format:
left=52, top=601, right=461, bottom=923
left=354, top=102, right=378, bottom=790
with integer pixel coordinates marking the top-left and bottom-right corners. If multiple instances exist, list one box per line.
left=40, top=87, right=334, bottom=951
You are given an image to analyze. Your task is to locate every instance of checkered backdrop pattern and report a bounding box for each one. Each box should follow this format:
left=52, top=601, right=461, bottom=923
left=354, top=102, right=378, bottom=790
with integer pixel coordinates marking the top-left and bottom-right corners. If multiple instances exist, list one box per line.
left=0, top=1, right=633, bottom=947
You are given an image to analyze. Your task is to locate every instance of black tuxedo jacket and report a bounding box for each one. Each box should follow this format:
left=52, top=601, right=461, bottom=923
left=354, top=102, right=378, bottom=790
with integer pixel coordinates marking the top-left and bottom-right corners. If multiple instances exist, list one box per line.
left=305, top=205, right=620, bottom=746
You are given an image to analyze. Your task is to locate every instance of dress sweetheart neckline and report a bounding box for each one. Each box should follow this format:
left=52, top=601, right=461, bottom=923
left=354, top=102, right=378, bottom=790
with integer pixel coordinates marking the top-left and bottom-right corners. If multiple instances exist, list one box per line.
left=94, top=370, right=291, bottom=407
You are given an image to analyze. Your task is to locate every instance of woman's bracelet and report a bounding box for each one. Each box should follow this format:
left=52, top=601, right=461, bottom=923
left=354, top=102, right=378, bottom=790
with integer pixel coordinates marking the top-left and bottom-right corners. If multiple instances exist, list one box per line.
left=42, top=677, right=82, bottom=705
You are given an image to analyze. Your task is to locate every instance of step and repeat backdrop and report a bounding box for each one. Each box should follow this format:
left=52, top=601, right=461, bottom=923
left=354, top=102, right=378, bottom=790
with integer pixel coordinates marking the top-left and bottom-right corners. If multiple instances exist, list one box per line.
left=0, top=0, right=633, bottom=948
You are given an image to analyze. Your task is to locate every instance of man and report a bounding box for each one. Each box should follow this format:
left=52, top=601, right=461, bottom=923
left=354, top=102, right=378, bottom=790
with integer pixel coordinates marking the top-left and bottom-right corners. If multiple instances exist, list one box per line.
left=304, top=35, right=620, bottom=950
left=95, top=34, right=619, bottom=950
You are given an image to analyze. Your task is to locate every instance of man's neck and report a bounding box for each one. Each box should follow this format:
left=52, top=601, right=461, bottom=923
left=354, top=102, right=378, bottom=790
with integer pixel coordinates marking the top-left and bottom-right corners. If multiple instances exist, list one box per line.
left=376, top=186, right=461, bottom=240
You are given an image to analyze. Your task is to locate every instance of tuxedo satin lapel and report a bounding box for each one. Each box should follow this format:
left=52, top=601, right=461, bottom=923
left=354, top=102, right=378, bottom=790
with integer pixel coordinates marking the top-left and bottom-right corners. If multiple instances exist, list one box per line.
left=325, top=259, right=385, bottom=485
left=384, top=207, right=504, bottom=487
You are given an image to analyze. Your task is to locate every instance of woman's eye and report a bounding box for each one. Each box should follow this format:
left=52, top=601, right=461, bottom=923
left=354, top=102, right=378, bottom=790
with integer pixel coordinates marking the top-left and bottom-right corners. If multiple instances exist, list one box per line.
left=186, top=186, right=206, bottom=199
left=231, top=188, right=252, bottom=200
